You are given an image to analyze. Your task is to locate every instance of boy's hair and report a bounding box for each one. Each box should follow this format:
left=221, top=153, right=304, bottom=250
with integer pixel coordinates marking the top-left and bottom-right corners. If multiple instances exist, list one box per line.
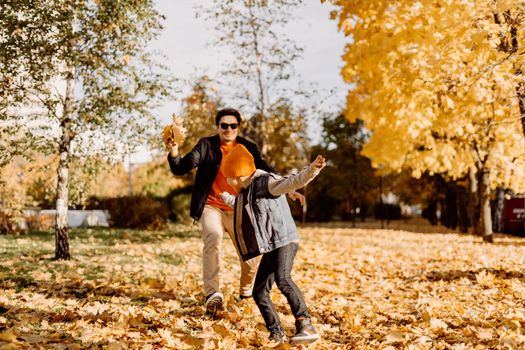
left=222, top=144, right=256, bottom=178
left=215, top=108, right=242, bottom=125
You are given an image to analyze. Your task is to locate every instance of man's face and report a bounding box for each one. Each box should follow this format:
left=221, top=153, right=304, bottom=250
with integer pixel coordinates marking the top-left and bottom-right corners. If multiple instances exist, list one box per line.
left=217, top=115, right=239, bottom=143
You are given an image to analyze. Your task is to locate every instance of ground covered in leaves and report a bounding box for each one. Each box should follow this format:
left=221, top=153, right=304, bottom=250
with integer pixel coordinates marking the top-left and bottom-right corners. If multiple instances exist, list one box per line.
left=1, top=220, right=525, bottom=349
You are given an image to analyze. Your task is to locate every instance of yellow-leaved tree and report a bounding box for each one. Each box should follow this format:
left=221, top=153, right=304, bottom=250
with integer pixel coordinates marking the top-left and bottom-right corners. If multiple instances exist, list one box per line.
left=327, top=0, right=525, bottom=241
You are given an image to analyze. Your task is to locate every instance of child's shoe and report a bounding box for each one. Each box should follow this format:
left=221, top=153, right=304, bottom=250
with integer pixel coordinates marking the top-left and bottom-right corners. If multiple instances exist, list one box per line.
left=290, top=318, right=320, bottom=345
left=268, top=328, right=287, bottom=345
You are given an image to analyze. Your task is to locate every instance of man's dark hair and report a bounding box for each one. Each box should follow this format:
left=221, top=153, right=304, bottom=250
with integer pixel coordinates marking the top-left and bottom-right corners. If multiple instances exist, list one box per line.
left=215, top=108, right=242, bottom=125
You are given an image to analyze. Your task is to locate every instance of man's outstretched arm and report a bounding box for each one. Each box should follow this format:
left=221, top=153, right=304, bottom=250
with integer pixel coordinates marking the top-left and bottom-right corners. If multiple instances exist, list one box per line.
left=167, top=141, right=203, bottom=175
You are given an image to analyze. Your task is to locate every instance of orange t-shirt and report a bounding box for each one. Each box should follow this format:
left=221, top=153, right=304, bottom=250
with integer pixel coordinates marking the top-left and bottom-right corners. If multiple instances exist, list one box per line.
left=206, top=141, right=239, bottom=211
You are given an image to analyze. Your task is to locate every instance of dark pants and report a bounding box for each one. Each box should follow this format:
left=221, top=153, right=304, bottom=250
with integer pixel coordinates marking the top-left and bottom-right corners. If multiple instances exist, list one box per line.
left=252, top=242, right=309, bottom=333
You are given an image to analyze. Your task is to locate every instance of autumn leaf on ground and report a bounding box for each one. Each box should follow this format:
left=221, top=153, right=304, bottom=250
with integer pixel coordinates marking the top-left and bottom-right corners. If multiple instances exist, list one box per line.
left=1, top=221, right=525, bottom=348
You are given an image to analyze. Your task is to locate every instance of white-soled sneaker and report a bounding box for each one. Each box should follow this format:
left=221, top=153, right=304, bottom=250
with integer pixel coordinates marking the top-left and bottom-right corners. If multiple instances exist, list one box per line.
left=239, top=293, right=252, bottom=300
left=205, top=291, right=224, bottom=317
left=290, top=318, right=320, bottom=345
left=268, top=330, right=287, bottom=345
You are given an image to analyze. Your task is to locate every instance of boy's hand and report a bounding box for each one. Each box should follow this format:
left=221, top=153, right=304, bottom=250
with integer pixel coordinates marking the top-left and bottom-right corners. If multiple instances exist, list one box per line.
left=220, top=191, right=235, bottom=208
left=310, top=155, right=326, bottom=171
left=288, top=191, right=305, bottom=206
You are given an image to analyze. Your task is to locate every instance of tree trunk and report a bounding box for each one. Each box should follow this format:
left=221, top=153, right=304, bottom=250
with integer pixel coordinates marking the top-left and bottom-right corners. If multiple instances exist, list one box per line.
left=447, top=184, right=458, bottom=230
left=350, top=197, right=356, bottom=228
left=427, top=200, right=437, bottom=226
left=248, top=3, right=268, bottom=157
left=54, top=69, right=75, bottom=260
left=479, top=169, right=493, bottom=243
left=468, top=166, right=481, bottom=235
left=457, top=185, right=470, bottom=233
left=360, top=201, right=366, bottom=222
left=379, top=175, right=384, bottom=229
left=516, top=76, right=525, bottom=140
left=438, top=178, right=457, bottom=229
left=439, top=197, right=447, bottom=227
left=493, top=187, right=505, bottom=233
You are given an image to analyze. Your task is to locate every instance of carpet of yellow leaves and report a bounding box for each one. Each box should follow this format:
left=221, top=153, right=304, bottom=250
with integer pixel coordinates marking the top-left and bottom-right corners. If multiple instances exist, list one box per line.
left=1, top=221, right=525, bottom=349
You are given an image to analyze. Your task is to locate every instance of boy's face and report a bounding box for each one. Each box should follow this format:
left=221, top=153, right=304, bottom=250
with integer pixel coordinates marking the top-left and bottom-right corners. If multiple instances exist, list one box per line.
left=227, top=176, right=250, bottom=192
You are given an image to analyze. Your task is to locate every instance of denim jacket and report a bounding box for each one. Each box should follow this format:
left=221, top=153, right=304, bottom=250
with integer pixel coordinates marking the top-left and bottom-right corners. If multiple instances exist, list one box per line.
left=221, top=166, right=321, bottom=261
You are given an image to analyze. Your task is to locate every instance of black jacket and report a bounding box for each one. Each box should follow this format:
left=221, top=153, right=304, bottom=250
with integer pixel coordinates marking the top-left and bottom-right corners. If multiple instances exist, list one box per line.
left=167, top=135, right=273, bottom=220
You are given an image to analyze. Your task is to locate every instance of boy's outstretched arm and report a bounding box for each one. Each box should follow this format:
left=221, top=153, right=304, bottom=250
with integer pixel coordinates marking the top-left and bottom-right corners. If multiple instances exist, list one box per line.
left=268, top=155, right=326, bottom=197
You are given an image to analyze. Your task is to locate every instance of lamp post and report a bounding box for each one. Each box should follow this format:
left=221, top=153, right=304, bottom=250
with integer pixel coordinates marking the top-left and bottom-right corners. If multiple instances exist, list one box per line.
left=127, top=156, right=136, bottom=197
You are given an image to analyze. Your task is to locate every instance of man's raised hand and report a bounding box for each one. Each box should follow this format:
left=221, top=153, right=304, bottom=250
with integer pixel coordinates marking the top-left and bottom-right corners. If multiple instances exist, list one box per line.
left=162, top=125, right=176, bottom=151
left=163, top=114, right=187, bottom=155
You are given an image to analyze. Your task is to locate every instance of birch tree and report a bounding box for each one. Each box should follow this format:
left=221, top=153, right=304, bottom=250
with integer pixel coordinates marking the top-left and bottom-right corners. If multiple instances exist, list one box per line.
left=0, top=0, right=171, bottom=258
left=198, top=0, right=310, bottom=164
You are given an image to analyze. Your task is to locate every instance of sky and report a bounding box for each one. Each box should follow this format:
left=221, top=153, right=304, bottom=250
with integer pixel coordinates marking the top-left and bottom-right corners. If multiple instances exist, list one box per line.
left=133, top=0, right=349, bottom=163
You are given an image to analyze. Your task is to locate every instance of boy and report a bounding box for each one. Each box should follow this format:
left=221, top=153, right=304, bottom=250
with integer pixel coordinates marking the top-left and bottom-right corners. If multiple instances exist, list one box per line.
left=219, top=144, right=326, bottom=345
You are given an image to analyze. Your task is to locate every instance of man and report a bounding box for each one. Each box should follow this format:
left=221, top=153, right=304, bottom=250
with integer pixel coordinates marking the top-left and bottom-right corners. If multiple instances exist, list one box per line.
left=165, top=107, right=274, bottom=316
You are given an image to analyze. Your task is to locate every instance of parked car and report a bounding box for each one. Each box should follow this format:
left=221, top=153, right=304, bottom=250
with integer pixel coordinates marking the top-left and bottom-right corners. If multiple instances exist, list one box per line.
left=502, top=198, right=525, bottom=235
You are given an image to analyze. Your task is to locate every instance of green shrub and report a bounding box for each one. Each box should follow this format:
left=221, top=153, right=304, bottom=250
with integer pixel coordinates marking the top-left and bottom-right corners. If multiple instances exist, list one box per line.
left=170, top=193, right=192, bottom=223
left=0, top=210, right=27, bottom=235
left=165, top=186, right=193, bottom=223
left=0, top=211, right=17, bottom=235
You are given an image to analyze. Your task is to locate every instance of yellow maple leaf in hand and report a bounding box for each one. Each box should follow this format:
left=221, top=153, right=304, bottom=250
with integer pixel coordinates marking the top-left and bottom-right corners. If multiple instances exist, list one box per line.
left=162, top=114, right=186, bottom=151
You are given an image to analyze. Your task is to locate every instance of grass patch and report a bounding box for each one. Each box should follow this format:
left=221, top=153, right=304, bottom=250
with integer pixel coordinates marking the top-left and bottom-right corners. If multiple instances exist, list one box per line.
left=68, top=224, right=201, bottom=244
left=0, top=236, right=53, bottom=260
left=157, top=253, right=183, bottom=266
left=0, top=224, right=200, bottom=252
left=1, top=273, right=35, bottom=292
left=81, top=265, right=106, bottom=280
left=0, top=224, right=197, bottom=297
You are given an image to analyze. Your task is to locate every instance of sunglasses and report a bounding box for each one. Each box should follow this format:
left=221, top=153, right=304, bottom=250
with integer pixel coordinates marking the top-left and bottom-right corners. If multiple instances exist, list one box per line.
left=219, top=123, right=238, bottom=130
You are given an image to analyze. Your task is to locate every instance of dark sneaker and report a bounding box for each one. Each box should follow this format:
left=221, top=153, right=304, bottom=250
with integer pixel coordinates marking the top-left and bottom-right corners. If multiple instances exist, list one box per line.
left=269, top=329, right=287, bottom=345
left=204, top=292, right=223, bottom=316
left=290, top=318, right=320, bottom=345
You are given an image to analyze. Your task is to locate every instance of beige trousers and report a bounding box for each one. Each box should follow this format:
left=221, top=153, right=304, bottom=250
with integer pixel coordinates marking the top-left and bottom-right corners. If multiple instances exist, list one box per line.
left=200, top=205, right=261, bottom=297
